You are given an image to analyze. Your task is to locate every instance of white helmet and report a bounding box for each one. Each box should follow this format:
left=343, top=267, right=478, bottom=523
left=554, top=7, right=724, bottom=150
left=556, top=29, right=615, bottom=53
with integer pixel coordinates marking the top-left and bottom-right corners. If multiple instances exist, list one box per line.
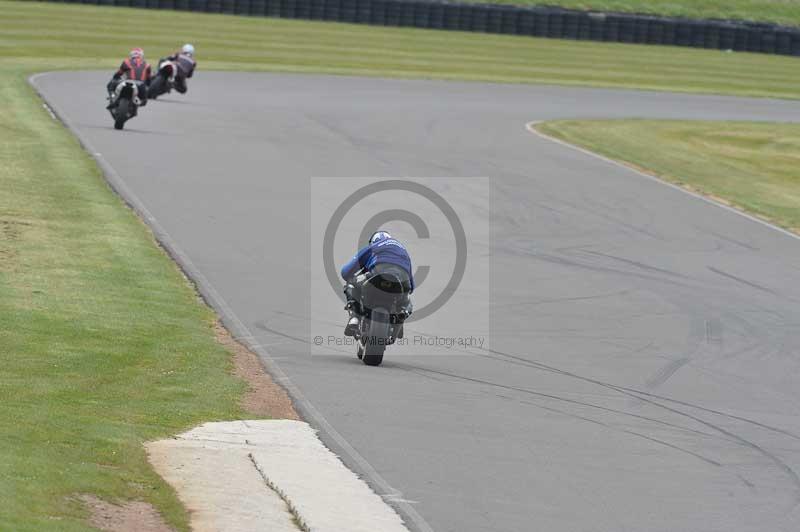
left=370, top=231, right=392, bottom=245
left=181, top=43, right=195, bottom=57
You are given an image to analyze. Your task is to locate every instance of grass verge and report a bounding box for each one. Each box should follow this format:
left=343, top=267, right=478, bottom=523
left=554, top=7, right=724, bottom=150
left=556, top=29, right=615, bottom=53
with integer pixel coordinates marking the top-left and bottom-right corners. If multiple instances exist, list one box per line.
left=3, top=1, right=800, bottom=99
left=536, top=120, right=800, bottom=233
left=0, top=66, right=249, bottom=531
left=1, top=0, right=798, bottom=529
left=464, top=0, right=800, bottom=28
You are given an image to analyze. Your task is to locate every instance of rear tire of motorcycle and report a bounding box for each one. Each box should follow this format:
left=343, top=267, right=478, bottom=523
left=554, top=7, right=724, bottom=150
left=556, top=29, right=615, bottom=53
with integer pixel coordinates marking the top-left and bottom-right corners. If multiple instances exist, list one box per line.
left=362, top=310, right=388, bottom=366
left=114, top=98, right=129, bottom=130
left=149, top=77, right=162, bottom=100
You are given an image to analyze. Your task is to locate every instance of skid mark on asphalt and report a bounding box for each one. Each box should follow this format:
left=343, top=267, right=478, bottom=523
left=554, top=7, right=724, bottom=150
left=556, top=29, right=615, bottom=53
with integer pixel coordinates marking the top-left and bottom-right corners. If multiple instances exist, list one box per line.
left=704, top=229, right=761, bottom=251
left=578, top=249, right=691, bottom=279
left=482, top=345, right=800, bottom=442
left=508, top=247, right=697, bottom=289
left=491, top=288, right=635, bottom=310
left=644, top=315, right=709, bottom=390
left=526, top=400, right=724, bottom=468
left=398, top=346, right=800, bottom=506
left=709, top=266, right=777, bottom=294
left=401, top=361, right=735, bottom=443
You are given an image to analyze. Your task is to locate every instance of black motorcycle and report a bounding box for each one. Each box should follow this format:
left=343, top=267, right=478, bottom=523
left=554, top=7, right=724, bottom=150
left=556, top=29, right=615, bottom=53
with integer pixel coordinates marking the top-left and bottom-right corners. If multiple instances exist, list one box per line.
left=147, top=58, right=177, bottom=100
left=348, top=270, right=412, bottom=366
left=107, top=80, right=145, bottom=130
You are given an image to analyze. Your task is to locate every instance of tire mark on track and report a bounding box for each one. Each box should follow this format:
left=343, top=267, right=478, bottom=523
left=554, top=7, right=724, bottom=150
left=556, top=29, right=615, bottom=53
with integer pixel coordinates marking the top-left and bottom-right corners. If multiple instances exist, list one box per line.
left=398, top=362, right=734, bottom=443
left=491, top=288, right=634, bottom=310
left=406, top=347, right=800, bottom=503
left=482, top=346, right=800, bottom=442
left=578, top=249, right=691, bottom=279
left=704, top=229, right=760, bottom=251
left=645, top=315, right=708, bottom=390
left=511, top=247, right=697, bottom=290
left=709, top=266, right=777, bottom=294
left=644, top=357, right=691, bottom=389
left=527, top=400, right=724, bottom=468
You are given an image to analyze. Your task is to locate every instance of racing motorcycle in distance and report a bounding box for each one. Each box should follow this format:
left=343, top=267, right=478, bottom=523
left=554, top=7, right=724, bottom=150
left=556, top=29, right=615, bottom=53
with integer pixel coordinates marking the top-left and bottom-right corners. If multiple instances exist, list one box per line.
left=147, top=58, right=177, bottom=100
left=346, top=271, right=412, bottom=366
left=107, top=79, right=146, bottom=130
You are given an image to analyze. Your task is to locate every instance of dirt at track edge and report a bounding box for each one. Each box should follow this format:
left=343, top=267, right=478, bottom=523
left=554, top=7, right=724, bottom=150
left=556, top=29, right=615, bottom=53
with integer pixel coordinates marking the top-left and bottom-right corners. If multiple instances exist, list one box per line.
left=216, top=321, right=300, bottom=420
left=81, top=495, right=174, bottom=532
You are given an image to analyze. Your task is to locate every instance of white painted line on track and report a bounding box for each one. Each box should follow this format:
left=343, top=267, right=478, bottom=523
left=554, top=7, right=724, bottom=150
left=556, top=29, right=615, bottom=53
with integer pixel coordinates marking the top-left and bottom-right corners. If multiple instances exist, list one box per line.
left=525, top=121, right=800, bottom=243
left=42, top=103, right=57, bottom=120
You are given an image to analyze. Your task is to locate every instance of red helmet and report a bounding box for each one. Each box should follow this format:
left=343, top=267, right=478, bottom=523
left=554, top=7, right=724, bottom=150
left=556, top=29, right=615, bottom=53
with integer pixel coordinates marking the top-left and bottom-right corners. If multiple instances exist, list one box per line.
left=129, top=48, right=144, bottom=60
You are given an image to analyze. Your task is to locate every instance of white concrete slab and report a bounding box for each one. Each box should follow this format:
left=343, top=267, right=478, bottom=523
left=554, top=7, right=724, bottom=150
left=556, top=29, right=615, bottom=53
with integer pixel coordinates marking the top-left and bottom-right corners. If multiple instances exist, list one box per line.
left=147, top=423, right=298, bottom=532
left=147, top=420, right=409, bottom=532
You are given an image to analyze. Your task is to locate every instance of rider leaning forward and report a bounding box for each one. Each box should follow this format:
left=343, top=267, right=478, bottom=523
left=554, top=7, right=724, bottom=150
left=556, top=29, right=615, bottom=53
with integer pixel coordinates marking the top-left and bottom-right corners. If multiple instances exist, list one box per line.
left=106, top=47, right=151, bottom=109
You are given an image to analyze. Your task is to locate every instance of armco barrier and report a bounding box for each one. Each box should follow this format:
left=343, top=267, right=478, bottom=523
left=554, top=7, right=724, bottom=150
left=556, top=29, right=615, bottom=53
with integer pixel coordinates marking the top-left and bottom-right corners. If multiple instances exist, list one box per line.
left=41, top=0, right=800, bottom=56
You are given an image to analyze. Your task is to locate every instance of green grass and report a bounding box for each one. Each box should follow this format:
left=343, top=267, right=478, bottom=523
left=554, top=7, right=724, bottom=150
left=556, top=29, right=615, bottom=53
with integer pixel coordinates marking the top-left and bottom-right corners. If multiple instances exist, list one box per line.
left=536, top=120, right=800, bottom=232
left=4, top=0, right=800, bottom=99
left=468, top=0, right=800, bottom=28
left=0, top=54, right=253, bottom=532
left=1, top=1, right=799, bottom=530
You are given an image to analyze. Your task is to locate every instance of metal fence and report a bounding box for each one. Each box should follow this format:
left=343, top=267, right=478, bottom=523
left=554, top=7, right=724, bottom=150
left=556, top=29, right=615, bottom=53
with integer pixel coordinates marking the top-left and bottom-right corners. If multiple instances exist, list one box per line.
left=47, top=0, right=800, bottom=56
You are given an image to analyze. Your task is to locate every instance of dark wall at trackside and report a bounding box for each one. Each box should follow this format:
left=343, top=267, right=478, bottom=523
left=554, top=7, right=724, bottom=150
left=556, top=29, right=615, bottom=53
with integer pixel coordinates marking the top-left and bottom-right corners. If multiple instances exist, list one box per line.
left=45, top=0, right=800, bottom=56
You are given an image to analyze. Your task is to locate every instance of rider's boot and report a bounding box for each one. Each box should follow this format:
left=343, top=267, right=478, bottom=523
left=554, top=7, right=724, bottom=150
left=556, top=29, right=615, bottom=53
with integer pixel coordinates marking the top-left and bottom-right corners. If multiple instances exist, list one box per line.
left=344, top=315, right=359, bottom=337
left=343, top=283, right=360, bottom=337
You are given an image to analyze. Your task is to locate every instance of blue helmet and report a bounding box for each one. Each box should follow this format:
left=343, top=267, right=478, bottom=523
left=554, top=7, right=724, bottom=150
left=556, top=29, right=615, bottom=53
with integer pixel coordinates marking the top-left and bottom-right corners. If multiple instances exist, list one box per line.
left=370, top=231, right=392, bottom=245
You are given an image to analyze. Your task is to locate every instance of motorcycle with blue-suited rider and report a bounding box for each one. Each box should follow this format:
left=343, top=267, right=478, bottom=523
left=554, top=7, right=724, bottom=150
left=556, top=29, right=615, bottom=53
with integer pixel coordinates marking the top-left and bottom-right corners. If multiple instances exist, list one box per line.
left=341, top=231, right=414, bottom=366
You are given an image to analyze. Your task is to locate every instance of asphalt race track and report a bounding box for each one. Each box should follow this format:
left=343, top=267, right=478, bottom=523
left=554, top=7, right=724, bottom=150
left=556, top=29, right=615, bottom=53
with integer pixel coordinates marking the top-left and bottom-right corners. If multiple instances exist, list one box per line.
left=35, top=72, right=800, bottom=532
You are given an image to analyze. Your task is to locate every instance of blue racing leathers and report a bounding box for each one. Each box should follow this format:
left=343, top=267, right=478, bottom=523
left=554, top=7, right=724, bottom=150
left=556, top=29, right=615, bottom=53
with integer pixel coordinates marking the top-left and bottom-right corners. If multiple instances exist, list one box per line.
left=340, top=238, right=414, bottom=292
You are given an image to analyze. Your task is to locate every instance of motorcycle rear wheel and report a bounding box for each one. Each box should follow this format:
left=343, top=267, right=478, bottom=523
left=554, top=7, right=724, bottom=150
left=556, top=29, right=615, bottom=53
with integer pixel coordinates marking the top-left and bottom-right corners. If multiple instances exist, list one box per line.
left=114, top=97, right=130, bottom=130
left=362, top=310, right=389, bottom=366
left=149, top=77, right=163, bottom=100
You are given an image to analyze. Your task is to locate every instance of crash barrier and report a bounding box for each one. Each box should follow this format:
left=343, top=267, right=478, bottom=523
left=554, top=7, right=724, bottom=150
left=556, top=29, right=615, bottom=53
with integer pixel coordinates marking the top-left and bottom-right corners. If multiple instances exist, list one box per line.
left=46, top=0, right=800, bottom=56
